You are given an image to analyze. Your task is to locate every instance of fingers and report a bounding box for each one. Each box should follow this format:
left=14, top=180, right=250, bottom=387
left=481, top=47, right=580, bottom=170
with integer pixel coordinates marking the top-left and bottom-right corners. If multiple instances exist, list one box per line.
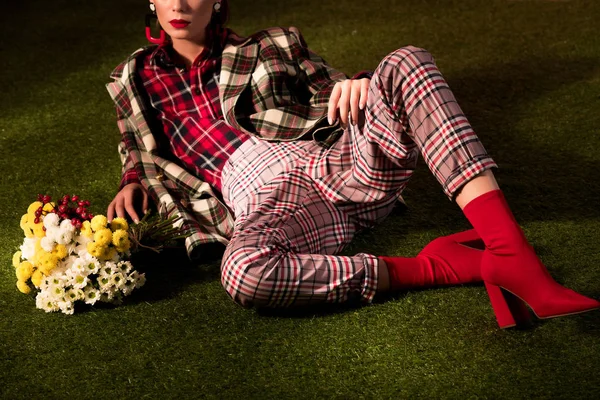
left=142, top=191, right=149, bottom=215
left=359, top=78, right=369, bottom=110
left=350, top=82, right=360, bottom=127
left=107, top=200, right=116, bottom=221
left=109, top=184, right=142, bottom=223
left=337, top=80, right=351, bottom=128
left=328, top=79, right=370, bottom=128
left=124, top=192, right=140, bottom=223
left=114, top=195, right=127, bottom=221
left=328, top=82, right=342, bottom=125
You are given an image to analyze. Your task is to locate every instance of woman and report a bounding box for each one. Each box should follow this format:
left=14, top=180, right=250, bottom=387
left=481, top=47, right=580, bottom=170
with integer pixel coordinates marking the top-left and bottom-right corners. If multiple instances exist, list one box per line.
left=106, top=0, right=599, bottom=328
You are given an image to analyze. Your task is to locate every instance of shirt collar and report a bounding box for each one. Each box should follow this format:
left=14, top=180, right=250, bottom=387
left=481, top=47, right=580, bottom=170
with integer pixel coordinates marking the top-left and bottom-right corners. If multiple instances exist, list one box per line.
left=148, top=25, right=227, bottom=70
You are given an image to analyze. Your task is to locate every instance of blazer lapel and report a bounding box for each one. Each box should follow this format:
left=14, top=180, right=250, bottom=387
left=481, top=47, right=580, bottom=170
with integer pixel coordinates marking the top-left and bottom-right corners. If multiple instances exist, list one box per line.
left=219, top=35, right=257, bottom=133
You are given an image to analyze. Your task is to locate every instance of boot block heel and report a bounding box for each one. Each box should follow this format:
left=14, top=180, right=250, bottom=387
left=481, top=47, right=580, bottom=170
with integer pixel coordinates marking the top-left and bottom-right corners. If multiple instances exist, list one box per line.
left=484, top=281, right=532, bottom=329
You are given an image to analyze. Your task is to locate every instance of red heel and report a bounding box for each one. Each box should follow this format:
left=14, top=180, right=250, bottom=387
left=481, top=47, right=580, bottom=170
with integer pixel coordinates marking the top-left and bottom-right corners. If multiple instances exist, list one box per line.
left=484, top=282, right=531, bottom=329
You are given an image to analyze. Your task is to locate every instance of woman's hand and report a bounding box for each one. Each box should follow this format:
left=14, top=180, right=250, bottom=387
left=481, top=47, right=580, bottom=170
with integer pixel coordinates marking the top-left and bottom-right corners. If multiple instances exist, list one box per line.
left=107, top=183, right=149, bottom=223
left=327, top=78, right=370, bottom=128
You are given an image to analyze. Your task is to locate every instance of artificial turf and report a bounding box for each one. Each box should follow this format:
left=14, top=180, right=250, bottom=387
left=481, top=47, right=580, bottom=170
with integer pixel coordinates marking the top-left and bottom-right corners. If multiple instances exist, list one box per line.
left=1, top=0, right=600, bottom=398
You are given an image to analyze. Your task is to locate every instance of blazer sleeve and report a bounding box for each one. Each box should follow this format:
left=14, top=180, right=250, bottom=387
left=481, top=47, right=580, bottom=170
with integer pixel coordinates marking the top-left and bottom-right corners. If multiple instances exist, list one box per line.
left=288, top=27, right=349, bottom=108
left=111, top=93, right=141, bottom=190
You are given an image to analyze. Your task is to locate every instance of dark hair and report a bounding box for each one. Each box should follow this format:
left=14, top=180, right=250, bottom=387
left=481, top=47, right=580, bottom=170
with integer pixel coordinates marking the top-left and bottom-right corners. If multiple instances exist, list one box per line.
left=212, top=0, right=230, bottom=26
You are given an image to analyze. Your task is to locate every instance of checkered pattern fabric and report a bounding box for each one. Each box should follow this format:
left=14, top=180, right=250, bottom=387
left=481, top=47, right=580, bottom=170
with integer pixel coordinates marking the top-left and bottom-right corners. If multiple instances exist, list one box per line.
left=220, top=46, right=497, bottom=308
left=132, top=28, right=248, bottom=192
left=106, top=27, right=348, bottom=259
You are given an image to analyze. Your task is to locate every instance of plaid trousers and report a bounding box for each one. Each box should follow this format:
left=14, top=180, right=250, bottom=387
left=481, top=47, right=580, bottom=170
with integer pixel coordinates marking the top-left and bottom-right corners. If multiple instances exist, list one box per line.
left=220, top=46, right=497, bottom=308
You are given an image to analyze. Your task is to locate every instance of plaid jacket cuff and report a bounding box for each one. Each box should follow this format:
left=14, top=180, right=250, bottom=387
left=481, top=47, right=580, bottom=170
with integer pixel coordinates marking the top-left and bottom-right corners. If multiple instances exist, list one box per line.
left=119, top=169, right=140, bottom=190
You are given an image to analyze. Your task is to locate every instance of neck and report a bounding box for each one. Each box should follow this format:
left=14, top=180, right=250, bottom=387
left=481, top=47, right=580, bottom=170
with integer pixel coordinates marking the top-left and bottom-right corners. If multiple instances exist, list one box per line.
left=171, top=37, right=208, bottom=69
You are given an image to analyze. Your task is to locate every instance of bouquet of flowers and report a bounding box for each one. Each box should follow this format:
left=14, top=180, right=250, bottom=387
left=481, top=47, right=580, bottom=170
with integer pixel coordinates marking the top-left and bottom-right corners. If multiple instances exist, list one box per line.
left=11, top=194, right=187, bottom=314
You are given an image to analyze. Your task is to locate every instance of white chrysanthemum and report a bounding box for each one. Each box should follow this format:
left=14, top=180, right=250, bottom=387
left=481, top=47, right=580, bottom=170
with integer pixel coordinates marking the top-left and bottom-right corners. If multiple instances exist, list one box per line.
left=36, top=293, right=59, bottom=313
left=83, top=259, right=100, bottom=275
left=117, top=261, right=132, bottom=275
left=69, top=272, right=89, bottom=290
left=83, top=286, right=100, bottom=305
left=128, top=271, right=146, bottom=289
left=59, top=219, right=76, bottom=233
left=50, top=262, right=69, bottom=278
left=40, top=236, right=55, bottom=252
left=56, top=230, right=74, bottom=245
left=45, top=226, right=60, bottom=242
left=43, top=213, right=60, bottom=228
left=57, top=300, right=75, bottom=315
left=65, top=242, right=76, bottom=255
left=111, top=272, right=126, bottom=289
left=47, top=284, right=66, bottom=300
left=65, top=288, right=84, bottom=302
left=99, top=263, right=118, bottom=278
left=68, top=258, right=86, bottom=274
left=121, top=279, right=136, bottom=296
left=97, top=275, right=113, bottom=293
left=20, top=238, right=37, bottom=261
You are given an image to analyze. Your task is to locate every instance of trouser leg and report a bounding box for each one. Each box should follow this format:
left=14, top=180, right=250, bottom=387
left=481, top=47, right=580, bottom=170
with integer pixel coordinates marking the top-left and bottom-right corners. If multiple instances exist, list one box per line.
left=315, top=46, right=497, bottom=213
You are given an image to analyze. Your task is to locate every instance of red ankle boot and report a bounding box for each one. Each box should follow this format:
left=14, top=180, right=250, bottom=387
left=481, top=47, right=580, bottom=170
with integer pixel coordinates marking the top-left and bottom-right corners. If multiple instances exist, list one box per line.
left=463, top=190, right=600, bottom=328
left=382, top=229, right=486, bottom=290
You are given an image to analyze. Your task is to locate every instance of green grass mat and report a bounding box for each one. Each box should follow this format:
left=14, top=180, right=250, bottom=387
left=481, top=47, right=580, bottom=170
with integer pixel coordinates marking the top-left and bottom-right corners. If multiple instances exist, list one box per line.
left=2, top=0, right=599, bottom=398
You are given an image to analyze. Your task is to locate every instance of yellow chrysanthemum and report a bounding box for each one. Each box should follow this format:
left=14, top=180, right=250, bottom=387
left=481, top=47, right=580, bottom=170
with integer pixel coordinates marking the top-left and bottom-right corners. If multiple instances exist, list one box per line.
left=100, top=247, right=117, bottom=261
left=38, top=253, right=59, bottom=274
left=32, top=247, right=47, bottom=267
left=52, top=244, right=68, bottom=259
left=12, top=251, right=22, bottom=268
left=20, top=214, right=34, bottom=238
left=34, top=239, right=43, bottom=254
left=112, top=229, right=130, bottom=248
left=27, top=201, right=43, bottom=216
left=80, top=221, right=93, bottom=238
left=20, top=214, right=29, bottom=230
left=87, top=241, right=106, bottom=258
left=42, top=202, right=55, bottom=213
left=17, top=280, right=31, bottom=294
left=33, top=222, right=46, bottom=238
left=16, top=261, right=34, bottom=281
left=93, top=228, right=113, bottom=247
left=31, top=269, right=45, bottom=288
left=90, top=215, right=108, bottom=232
left=110, top=217, right=129, bottom=232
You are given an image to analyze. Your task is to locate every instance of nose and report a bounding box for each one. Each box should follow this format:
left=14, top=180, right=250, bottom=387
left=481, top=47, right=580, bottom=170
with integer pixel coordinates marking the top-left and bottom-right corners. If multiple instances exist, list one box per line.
left=171, top=0, right=184, bottom=12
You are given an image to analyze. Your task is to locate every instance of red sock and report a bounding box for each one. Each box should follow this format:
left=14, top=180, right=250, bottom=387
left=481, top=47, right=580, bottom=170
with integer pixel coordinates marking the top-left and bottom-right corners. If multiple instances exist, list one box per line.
left=381, top=230, right=484, bottom=291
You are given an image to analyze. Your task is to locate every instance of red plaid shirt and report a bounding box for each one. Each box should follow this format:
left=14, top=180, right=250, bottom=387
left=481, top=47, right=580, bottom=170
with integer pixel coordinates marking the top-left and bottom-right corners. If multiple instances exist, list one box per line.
left=121, top=27, right=248, bottom=193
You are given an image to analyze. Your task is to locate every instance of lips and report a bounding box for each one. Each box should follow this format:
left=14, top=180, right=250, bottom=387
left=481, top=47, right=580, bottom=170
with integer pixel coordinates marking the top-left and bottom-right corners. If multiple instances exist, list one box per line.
left=169, top=19, right=190, bottom=29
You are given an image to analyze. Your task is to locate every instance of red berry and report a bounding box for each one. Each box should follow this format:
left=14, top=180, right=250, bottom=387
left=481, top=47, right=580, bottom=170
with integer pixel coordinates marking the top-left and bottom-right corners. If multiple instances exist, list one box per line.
left=87, top=213, right=93, bottom=220
left=42, top=195, right=51, bottom=204
left=37, top=194, right=43, bottom=201
left=80, top=212, right=88, bottom=219
left=34, top=210, right=42, bottom=217
left=76, top=207, right=83, bottom=214
left=71, top=219, right=78, bottom=226
left=58, top=205, right=67, bottom=213
left=42, top=226, right=46, bottom=231
left=78, top=201, right=85, bottom=207
left=71, top=195, right=79, bottom=202
left=75, top=221, right=82, bottom=229
left=83, top=200, right=90, bottom=207
left=34, top=217, right=40, bottom=224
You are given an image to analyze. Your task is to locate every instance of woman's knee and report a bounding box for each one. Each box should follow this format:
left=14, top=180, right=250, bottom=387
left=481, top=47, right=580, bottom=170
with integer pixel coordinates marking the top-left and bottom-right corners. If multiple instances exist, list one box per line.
left=220, top=244, right=280, bottom=308
left=373, top=46, right=436, bottom=86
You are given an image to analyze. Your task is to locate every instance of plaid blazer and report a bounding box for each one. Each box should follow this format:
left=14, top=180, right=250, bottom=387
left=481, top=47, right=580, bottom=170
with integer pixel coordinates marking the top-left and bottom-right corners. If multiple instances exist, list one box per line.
left=106, top=26, right=348, bottom=260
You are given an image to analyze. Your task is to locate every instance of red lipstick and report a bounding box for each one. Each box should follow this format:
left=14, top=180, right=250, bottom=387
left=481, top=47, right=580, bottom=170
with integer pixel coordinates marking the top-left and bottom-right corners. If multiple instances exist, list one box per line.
left=169, top=19, right=190, bottom=29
